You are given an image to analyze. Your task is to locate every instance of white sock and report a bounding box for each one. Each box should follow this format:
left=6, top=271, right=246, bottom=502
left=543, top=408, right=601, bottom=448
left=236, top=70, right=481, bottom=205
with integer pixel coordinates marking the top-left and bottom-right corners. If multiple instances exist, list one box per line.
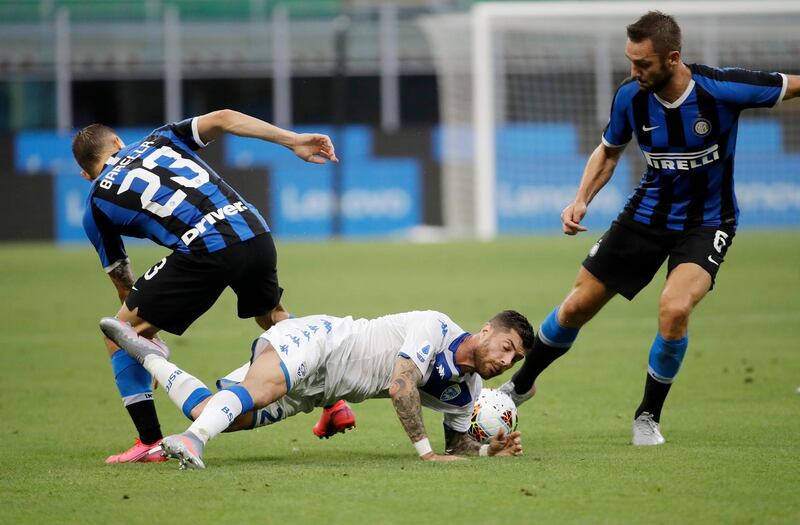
left=142, top=355, right=211, bottom=417
left=186, top=390, right=244, bottom=444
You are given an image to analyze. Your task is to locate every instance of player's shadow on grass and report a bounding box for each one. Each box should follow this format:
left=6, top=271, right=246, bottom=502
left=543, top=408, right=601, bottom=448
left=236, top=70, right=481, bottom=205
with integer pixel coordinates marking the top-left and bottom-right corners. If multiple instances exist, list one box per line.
left=217, top=450, right=416, bottom=467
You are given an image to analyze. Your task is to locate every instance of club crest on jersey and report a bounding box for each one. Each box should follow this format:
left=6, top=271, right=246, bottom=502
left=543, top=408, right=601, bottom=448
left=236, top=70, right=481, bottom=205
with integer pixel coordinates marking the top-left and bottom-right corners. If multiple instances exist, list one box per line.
left=297, top=363, right=307, bottom=378
left=693, top=118, right=712, bottom=137
left=440, top=384, right=461, bottom=402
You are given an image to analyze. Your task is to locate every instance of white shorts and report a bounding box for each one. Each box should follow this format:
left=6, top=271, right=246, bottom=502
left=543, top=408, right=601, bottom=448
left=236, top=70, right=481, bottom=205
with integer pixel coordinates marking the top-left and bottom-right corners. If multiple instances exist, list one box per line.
left=244, top=316, right=342, bottom=428
left=252, top=316, right=335, bottom=393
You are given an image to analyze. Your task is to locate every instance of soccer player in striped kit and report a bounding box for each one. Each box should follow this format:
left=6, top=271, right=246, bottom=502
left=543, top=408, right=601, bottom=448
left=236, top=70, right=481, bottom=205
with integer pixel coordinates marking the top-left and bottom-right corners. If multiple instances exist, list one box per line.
left=73, top=109, right=354, bottom=463
left=501, top=11, right=800, bottom=445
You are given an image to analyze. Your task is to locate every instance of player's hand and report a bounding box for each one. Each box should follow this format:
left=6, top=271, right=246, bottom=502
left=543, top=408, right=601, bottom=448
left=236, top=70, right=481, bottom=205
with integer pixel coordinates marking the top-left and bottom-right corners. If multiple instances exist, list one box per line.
left=487, top=429, right=523, bottom=457
left=561, top=201, right=588, bottom=235
left=291, top=133, right=338, bottom=164
left=420, top=452, right=467, bottom=462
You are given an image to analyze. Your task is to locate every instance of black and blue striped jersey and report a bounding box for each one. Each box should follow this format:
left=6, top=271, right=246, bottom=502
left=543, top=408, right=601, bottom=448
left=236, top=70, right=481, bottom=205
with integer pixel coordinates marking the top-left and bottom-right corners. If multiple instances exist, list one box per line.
left=83, top=117, right=269, bottom=271
left=603, top=64, right=788, bottom=231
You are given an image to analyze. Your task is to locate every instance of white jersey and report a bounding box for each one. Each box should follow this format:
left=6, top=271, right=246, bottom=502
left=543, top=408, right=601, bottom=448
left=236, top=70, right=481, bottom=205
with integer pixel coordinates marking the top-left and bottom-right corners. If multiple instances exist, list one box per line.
left=246, top=311, right=482, bottom=432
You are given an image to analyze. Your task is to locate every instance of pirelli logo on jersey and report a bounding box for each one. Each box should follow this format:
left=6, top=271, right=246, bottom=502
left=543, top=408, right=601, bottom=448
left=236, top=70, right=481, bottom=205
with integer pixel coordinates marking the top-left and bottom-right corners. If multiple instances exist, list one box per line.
left=181, top=201, right=248, bottom=245
left=643, top=144, right=720, bottom=171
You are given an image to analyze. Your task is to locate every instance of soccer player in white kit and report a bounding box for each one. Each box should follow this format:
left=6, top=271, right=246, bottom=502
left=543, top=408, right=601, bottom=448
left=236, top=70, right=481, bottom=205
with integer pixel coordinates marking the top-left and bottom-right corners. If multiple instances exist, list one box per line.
left=101, top=309, right=534, bottom=469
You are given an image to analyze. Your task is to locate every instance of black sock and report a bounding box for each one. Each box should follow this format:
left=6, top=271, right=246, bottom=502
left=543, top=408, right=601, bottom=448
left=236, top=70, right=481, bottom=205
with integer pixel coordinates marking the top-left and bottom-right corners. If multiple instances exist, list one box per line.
left=511, top=334, right=570, bottom=394
left=126, top=400, right=163, bottom=445
left=635, top=374, right=672, bottom=422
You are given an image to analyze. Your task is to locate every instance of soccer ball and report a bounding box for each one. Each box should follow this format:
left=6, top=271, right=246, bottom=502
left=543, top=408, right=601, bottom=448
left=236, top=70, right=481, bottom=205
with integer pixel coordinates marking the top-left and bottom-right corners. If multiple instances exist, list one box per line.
left=468, top=388, right=518, bottom=444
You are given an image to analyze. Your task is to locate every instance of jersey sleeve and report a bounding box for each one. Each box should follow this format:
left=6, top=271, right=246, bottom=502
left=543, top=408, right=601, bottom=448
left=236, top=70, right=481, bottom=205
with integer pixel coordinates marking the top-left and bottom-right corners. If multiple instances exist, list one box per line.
left=602, top=83, right=633, bottom=148
left=83, top=198, right=128, bottom=272
left=702, top=68, right=787, bottom=109
left=166, top=116, right=210, bottom=151
left=397, top=314, right=445, bottom=377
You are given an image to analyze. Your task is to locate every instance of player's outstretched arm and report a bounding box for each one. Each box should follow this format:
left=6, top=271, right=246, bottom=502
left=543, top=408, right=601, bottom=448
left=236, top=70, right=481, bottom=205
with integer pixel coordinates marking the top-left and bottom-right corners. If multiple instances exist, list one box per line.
left=195, top=109, right=337, bottom=164
left=783, top=74, right=800, bottom=100
left=444, top=426, right=523, bottom=457
left=389, top=357, right=464, bottom=462
left=562, top=143, right=625, bottom=235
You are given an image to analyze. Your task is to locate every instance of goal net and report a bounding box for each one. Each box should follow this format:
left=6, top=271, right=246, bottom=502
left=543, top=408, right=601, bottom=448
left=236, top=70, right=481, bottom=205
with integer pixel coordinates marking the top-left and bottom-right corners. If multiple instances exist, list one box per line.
left=420, top=1, right=800, bottom=239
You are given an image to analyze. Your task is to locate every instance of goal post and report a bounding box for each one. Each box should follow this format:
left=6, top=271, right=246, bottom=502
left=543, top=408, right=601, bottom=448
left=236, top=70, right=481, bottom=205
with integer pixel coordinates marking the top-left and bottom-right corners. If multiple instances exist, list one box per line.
left=422, top=1, right=800, bottom=239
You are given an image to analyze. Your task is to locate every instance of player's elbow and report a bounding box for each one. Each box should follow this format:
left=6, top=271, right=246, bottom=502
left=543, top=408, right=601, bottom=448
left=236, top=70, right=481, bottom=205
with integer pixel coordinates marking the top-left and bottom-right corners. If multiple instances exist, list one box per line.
left=197, top=109, right=239, bottom=143
left=206, top=109, right=237, bottom=129
left=388, top=381, right=403, bottom=399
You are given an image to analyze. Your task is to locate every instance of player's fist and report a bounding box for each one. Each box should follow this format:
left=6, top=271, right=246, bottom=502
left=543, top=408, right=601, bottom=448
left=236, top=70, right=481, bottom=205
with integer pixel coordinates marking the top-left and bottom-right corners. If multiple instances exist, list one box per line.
left=292, top=133, right=338, bottom=164
left=488, top=429, right=523, bottom=457
left=561, top=201, right=588, bottom=235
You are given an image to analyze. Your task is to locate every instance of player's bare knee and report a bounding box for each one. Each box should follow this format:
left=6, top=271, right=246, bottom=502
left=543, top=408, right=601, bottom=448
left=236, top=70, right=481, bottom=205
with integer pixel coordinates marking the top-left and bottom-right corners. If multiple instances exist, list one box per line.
left=558, top=297, right=592, bottom=327
left=658, top=299, right=692, bottom=336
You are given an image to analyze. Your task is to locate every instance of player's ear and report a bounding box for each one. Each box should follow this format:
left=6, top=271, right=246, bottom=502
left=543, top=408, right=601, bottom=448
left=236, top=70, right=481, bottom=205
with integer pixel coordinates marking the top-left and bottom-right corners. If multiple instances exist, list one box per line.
left=113, top=135, right=125, bottom=149
left=667, top=50, right=681, bottom=67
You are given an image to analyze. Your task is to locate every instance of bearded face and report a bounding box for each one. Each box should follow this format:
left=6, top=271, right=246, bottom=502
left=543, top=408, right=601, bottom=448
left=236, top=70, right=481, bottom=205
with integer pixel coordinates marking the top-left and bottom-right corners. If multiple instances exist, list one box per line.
left=637, top=57, right=673, bottom=93
left=625, top=38, right=677, bottom=94
left=472, top=327, right=525, bottom=380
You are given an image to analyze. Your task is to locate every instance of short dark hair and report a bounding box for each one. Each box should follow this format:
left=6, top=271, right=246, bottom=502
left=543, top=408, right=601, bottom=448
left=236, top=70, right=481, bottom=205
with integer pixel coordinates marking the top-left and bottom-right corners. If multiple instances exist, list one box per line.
left=490, top=310, right=535, bottom=354
left=72, top=123, right=117, bottom=173
left=626, top=11, right=681, bottom=56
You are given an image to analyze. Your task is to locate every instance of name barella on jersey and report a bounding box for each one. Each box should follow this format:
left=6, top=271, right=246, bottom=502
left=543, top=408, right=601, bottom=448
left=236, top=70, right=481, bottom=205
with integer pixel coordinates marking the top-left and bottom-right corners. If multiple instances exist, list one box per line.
left=83, top=117, right=269, bottom=271
left=256, top=311, right=481, bottom=432
left=603, top=64, right=788, bottom=231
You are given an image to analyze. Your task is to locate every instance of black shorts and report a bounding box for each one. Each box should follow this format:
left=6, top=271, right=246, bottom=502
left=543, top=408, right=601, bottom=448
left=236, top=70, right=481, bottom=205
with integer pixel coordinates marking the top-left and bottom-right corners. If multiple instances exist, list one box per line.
left=125, top=233, right=283, bottom=335
left=582, top=216, right=735, bottom=300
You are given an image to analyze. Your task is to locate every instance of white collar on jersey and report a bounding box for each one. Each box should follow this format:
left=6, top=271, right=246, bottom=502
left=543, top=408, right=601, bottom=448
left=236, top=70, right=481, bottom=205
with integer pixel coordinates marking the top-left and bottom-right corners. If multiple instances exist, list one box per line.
left=654, top=79, right=695, bottom=109
left=104, top=155, right=120, bottom=166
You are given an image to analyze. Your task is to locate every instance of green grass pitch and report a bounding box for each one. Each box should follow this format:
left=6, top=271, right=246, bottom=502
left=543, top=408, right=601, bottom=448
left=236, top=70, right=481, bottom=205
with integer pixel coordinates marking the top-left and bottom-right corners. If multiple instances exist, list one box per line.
left=1, top=232, right=798, bottom=524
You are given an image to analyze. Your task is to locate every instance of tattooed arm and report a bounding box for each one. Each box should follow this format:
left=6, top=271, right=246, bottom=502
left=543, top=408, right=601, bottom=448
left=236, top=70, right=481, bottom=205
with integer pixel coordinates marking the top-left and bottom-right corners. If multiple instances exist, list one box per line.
left=444, top=424, right=523, bottom=457
left=388, top=357, right=463, bottom=462
left=107, top=260, right=135, bottom=304
left=444, top=425, right=482, bottom=456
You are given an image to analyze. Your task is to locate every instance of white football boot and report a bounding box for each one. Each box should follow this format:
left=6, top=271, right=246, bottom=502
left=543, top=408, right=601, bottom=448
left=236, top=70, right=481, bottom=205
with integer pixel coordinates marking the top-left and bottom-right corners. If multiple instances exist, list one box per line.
left=99, top=317, right=170, bottom=364
left=161, top=432, right=206, bottom=470
left=632, top=412, right=666, bottom=446
left=498, top=380, right=537, bottom=407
